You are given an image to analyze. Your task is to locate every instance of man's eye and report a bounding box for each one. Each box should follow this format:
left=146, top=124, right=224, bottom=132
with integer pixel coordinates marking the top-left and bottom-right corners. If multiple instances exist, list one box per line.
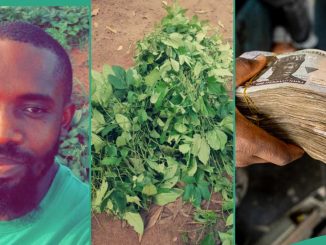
left=23, top=107, right=47, bottom=114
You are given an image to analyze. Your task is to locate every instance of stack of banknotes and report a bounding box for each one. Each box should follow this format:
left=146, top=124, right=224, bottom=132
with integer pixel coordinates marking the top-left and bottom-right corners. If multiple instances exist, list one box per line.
left=236, top=50, right=326, bottom=163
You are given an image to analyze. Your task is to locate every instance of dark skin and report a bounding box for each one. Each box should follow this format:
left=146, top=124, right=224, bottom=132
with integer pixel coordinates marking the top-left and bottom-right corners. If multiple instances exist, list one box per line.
left=236, top=56, right=304, bottom=167
left=0, top=40, right=75, bottom=220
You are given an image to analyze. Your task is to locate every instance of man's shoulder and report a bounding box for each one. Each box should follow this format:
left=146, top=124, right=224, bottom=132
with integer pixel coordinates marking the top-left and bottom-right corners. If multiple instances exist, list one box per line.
left=53, top=164, right=90, bottom=207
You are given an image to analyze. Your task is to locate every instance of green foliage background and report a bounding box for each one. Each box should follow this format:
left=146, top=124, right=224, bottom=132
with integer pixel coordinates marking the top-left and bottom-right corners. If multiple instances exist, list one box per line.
left=0, top=6, right=89, bottom=50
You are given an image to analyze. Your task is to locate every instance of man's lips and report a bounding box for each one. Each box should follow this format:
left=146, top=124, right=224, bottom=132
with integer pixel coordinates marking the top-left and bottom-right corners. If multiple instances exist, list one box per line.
left=0, top=157, right=25, bottom=178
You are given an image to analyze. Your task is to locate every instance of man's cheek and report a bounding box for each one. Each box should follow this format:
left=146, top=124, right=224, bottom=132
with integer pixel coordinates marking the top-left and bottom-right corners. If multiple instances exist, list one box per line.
left=28, top=127, right=60, bottom=168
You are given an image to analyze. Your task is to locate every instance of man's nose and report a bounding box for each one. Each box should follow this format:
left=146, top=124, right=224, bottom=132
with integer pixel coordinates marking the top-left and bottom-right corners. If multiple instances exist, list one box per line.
left=0, top=107, right=23, bottom=145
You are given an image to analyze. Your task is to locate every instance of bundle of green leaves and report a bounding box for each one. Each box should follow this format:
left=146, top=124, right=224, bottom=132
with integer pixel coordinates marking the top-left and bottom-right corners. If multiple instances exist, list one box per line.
left=92, top=3, right=233, bottom=237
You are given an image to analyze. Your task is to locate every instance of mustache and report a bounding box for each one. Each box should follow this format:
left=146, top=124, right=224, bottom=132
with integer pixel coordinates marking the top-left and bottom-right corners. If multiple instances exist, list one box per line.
left=0, top=143, right=35, bottom=164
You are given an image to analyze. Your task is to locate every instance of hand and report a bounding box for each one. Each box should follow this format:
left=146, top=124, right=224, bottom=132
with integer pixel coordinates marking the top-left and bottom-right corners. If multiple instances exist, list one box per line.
left=236, top=56, right=304, bottom=167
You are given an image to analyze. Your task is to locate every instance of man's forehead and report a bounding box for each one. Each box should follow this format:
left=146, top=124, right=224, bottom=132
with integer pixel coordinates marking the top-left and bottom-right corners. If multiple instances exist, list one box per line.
left=0, top=39, right=58, bottom=67
left=0, top=39, right=64, bottom=104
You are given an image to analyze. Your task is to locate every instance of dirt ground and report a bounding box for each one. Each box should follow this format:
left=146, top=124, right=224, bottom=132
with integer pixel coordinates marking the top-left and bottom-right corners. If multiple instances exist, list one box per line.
left=91, top=0, right=233, bottom=244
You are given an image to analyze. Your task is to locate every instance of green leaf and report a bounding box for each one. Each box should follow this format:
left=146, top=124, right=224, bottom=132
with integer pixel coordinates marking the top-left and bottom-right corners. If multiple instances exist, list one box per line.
left=92, top=109, right=105, bottom=133
left=150, top=92, right=160, bottom=104
left=112, top=65, right=126, bottom=79
left=198, top=138, right=210, bottom=165
left=198, top=182, right=210, bottom=200
left=145, top=68, right=160, bottom=86
left=116, top=135, right=127, bottom=147
left=92, top=180, right=108, bottom=211
left=108, top=74, right=128, bottom=89
left=222, top=199, right=233, bottom=211
left=157, top=118, right=165, bottom=127
left=91, top=70, right=104, bottom=83
left=226, top=213, right=233, bottom=226
left=169, top=32, right=184, bottom=47
left=179, top=55, right=191, bottom=66
left=194, top=187, right=202, bottom=207
left=150, top=129, right=161, bottom=138
left=218, top=231, right=233, bottom=245
left=111, top=191, right=127, bottom=213
left=160, top=176, right=179, bottom=189
left=102, top=64, right=113, bottom=78
left=126, top=69, right=135, bottom=86
left=101, top=157, right=121, bottom=166
left=170, top=59, right=180, bottom=72
left=206, top=128, right=228, bottom=150
left=162, top=39, right=179, bottom=49
left=179, top=144, right=190, bottom=154
left=220, top=115, right=233, bottom=132
left=187, top=157, right=197, bottom=176
left=123, top=212, right=144, bottom=235
left=194, top=62, right=202, bottom=78
left=92, top=133, right=105, bottom=153
left=183, top=184, right=194, bottom=201
left=129, top=158, right=145, bottom=173
left=137, top=109, right=148, bottom=123
left=174, top=123, right=187, bottom=133
left=200, top=233, right=215, bottom=245
left=106, top=145, right=117, bottom=156
left=191, top=134, right=202, bottom=156
left=207, top=78, right=225, bottom=95
left=115, top=114, right=131, bottom=131
left=126, top=195, right=142, bottom=207
left=147, top=160, right=165, bottom=173
left=164, top=163, right=178, bottom=180
left=154, top=189, right=183, bottom=206
left=142, top=184, right=157, bottom=196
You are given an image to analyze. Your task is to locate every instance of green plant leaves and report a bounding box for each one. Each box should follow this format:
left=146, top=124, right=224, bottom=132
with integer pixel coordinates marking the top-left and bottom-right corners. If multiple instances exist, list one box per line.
left=179, top=144, right=190, bottom=154
left=91, top=2, right=234, bottom=238
left=154, top=189, right=183, bottom=206
left=123, top=212, right=144, bottom=235
left=206, top=128, right=228, bottom=150
left=191, top=134, right=210, bottom=165
left=142, top=184, right=158, bottom=196
left=115, top=114, right=131, bottom=131
left=145, top=68, right=160, bottom=86
left=170, top=59, right=180, bottom=72
left=198, top=138, right=210, bottom=165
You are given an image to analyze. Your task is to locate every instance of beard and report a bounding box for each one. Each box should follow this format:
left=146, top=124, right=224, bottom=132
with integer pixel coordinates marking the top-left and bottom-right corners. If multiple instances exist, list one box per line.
left=0, top=138, right=60, bottom=219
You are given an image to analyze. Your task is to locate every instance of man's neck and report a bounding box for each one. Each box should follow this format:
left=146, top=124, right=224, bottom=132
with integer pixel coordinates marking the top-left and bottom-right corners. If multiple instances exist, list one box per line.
left=0, top=163, right=59, bottom=221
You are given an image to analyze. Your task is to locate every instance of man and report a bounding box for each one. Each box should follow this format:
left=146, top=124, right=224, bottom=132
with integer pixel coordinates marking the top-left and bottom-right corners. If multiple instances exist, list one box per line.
left=268, top=54, right=306, bottom=83
left=0, top=22, right=90, bottom=244
left=236, top=55, right=304, bottom=167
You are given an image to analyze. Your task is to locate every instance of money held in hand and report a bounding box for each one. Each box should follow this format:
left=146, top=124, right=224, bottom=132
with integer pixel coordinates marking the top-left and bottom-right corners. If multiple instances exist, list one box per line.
left=236, top=50, right=326, bottom=163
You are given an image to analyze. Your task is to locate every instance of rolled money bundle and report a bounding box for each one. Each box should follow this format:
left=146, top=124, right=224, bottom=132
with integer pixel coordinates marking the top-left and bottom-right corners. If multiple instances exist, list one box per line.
left=236, top=49, right=326, bottom=163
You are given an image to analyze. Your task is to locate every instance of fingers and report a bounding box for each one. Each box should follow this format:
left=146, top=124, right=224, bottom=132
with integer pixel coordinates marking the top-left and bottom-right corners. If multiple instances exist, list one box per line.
left=236, top=110, right=304, bottom=167
left=236, top=56, right=267, bottom=87
left=236, top=154, right=268, bottom=168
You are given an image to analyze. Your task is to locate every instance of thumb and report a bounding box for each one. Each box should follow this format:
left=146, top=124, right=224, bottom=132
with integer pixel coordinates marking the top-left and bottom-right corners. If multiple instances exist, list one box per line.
left=236, top=55, right=267, bottom=87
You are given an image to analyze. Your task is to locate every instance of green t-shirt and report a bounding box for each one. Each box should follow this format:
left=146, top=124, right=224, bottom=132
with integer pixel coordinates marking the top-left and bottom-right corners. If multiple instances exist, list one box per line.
left=0, top=164, right=90, bottom=245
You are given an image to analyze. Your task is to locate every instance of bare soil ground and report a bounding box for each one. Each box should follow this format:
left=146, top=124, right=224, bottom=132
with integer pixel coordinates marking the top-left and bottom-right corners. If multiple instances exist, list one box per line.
left=91, top=1, right=233, bottom=244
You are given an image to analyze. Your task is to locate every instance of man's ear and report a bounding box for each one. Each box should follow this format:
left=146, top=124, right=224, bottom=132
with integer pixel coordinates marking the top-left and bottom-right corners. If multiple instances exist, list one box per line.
left=61, top=103, right=76, bottom=130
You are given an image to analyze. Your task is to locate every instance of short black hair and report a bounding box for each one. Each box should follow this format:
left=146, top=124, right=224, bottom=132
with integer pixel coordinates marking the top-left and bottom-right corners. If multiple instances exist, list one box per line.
left=0, top=21, right=72, bottom=103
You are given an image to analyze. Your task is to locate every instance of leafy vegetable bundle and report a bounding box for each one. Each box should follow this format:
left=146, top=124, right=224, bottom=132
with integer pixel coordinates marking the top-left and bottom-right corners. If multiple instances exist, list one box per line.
left=92, top=4, right=233, bottom=235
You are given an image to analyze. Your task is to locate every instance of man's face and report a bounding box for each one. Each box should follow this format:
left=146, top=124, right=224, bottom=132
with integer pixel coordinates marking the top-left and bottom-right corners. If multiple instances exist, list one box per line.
left=280, top=61, right=300, bottom=77
left=0, top=40, right=73, bottom=213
